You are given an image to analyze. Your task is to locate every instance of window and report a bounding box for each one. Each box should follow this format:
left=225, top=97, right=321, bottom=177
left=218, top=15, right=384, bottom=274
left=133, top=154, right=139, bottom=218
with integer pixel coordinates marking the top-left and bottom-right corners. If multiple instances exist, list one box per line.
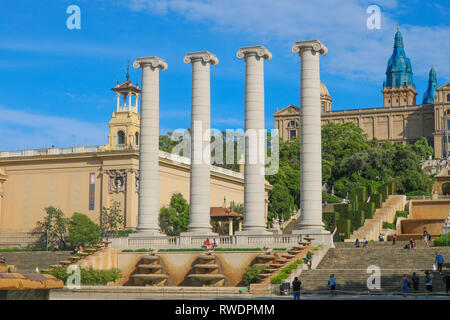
left=290, top=130, right=297, bottom=139
left=135, top=132, right=139, bottom=146
left=447, top=94, right=450, bottom=102
left=117, top=130, right=125, bottom=145
left=287, top=120, right=298, bottom=128
left=321, top=101, right=325, bottom=112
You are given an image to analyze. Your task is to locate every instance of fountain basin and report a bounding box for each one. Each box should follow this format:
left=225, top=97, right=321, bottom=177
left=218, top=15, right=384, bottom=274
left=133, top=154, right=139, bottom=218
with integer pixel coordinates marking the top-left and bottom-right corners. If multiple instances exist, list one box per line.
left=132, top=274, right=168, bottom=286
left=137, top=264, right=163, bottom=274
left=187, top=274, right=226, bottom=287
left=141, top=256, right=160, bottom=265
left=196, top=255, right=217, bottom=264
left=193, top=264, right=220, bottom=274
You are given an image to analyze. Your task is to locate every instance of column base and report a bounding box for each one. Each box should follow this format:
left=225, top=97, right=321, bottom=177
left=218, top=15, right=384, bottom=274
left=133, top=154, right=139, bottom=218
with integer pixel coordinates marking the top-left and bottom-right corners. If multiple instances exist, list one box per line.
left=180, top=231, right=219, bottom=237
left=292, top=228, right=334, bottom=248
left=235, top=229, right=272, bottom=235
left=129, top=230, right=165, bottom=238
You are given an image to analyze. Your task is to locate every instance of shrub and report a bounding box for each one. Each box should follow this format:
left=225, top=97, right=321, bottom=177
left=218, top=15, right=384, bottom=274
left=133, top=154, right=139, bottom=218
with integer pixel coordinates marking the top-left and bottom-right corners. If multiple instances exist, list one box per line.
left=270, top=259, right=303, bottom=284
left=243, top=265, right=269, bottom=286
left=67, top=213, right=101, bottom=246
left=48, top=267, right=121, bottom=285
left=433, top=233, right=450, bottom=247
left=393, top=211, right=408, bottom=225
left=116, top=229, right=136, bottom=237
left=322, top=192, right=342, bottom=204
left=382, top=222, right=396, bottom=230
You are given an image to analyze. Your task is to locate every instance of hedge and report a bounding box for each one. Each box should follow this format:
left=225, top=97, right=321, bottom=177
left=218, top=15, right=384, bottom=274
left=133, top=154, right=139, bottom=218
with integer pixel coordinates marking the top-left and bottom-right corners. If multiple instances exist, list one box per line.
left=48, top=267, right=121, bottom=285
left=433, top=233, right=450, bottom=247
left=270, top=259, right=303, bottom=284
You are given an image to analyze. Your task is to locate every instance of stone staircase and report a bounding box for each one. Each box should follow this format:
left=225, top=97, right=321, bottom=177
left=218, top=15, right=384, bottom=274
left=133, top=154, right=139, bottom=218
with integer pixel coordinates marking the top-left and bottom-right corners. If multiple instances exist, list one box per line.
left=0, top=251, right=72, bottom=273
left=299, top=242, right=450, bottom=295
left=349, top=195, right=406, bottom=242
left=282, top=217, right=300, bottom=234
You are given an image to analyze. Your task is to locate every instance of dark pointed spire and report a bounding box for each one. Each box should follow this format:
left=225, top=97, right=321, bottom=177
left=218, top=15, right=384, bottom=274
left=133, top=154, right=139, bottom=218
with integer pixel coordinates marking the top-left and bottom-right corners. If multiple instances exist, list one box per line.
left=422, top=66, right=437, bottom=104
left=126, top=60, right=130, bottom=81
left=394, top=27, right=404, bottom=48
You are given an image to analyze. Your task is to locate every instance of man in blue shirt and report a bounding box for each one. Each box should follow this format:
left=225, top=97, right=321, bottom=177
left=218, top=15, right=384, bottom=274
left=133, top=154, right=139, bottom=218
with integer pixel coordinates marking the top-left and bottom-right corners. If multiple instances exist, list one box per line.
left=328, top=274, right=337, bottom=297
left=435, top=252, right=444, bottom=274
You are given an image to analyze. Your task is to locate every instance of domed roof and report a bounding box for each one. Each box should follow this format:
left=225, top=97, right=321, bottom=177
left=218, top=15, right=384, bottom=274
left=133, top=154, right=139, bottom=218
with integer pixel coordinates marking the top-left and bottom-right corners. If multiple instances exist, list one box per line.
left=320, top=82, right=330, bottom=97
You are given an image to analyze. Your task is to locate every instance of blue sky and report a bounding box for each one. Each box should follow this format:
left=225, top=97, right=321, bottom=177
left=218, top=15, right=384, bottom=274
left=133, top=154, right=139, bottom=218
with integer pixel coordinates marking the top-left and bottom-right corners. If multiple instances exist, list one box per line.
left=0, top=0, right=449, bottom=151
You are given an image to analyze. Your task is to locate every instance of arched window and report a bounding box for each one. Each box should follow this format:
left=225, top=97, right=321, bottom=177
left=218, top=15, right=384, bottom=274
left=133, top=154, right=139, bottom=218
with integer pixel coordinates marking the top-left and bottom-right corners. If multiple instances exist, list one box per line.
left=117, top=130, right=125, bottom=146
left=287, top=120, right=298, bottom=128
left=135, top=132, right=139, bottom=146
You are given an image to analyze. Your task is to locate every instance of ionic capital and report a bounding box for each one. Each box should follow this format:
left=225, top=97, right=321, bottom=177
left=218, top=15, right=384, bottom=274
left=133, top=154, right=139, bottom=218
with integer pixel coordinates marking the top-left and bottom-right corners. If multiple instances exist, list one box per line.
left=236, top=45, right=272, bottom=61
left=184, top=51, right=219, bottom=66
left=292, top=40, right=328, bottom=56
left=133, top=56, right=168, bottom=71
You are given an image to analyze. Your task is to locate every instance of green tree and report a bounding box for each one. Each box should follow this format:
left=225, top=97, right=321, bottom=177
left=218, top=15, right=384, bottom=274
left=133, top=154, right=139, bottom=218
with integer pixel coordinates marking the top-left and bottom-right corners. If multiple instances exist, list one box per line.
left=68, top=213, right=101, bottom=246
left=159, top=193, right=189, bottom=235
left=35, top=206, right=70, bottom=249
left=229, top=201, right=244, bottom=214
left=100, top=201, right=125, bottom=237
left=268, top=183, right=294, bottom=222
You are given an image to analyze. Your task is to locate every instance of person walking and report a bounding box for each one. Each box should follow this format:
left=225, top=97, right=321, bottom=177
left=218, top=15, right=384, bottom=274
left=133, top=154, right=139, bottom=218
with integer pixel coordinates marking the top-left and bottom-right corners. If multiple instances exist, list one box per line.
left=292, top=277, right=302, bottom=300
left=305, top=251, right=312, bottom=270
left=424, top=231, right=430, bottom=247
left=392, top=234, right=398, bottom=246
left=411, top=272, right=419, bottom=296
left=425, top=271, right=433, bottom=297
left=443, top=272, right=450, bottom=294
left=328, top=274, right=337, bottom=297
left=401, top=274, right=410, bottom=297
left=435, top=252, right=444, bottom=274
left=0, top=256, right=6, bottom=264
left=363, top=237, right=368, bottom=248
left=354, top=238, right=360, bottom=248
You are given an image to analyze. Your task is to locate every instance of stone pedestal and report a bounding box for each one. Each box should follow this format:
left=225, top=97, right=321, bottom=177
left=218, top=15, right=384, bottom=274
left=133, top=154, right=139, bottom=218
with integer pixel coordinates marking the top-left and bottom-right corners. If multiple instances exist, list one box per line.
left=182, top=51, right=219, bottom=237
left=291, top=40, right=333, bottom=247
left=132, top=57, right=167, bottom=235
left=235, top=46, right=272, bottom=235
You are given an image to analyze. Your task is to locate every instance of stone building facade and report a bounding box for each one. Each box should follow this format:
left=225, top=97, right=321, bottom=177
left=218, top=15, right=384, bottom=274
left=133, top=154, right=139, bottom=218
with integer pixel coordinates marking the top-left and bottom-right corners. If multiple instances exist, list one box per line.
left=274, top=29, right=450, bottom=158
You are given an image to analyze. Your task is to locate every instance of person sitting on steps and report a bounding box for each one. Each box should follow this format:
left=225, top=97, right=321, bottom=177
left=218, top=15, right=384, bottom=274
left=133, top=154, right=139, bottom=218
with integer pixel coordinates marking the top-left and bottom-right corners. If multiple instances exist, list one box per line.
left=202, top=238, right=211, bottom=250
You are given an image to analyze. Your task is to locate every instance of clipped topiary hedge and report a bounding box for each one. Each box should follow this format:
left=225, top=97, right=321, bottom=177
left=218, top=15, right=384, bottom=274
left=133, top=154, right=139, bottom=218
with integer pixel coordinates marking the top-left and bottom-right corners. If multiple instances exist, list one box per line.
left=433, top=233, right=450, bottom=247
left=270, top=259, right=303, bottom=284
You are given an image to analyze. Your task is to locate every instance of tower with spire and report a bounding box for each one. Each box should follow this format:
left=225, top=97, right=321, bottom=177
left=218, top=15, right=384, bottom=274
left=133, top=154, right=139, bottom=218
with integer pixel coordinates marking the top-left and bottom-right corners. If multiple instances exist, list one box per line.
left=422, top=66, right=437, bottom=104
left=382, top=27, right=418, bottom=107
left=105, top=61, right=142, bottom=151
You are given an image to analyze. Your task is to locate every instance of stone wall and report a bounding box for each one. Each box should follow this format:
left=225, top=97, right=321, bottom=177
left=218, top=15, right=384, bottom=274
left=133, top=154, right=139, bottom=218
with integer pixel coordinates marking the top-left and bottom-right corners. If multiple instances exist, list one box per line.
left=410, top=200, right=450, bottom=219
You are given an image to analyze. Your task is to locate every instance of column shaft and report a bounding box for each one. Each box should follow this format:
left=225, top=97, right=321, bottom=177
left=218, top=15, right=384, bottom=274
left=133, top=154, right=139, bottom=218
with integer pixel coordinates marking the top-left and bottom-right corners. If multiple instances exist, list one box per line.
left=299, top=48, right=324, bottom=230
left=189, top=59, right=212, bottom=232
left=183, top=51, right=219, bottom=235
left=237, top=46, right=271, bottom=234
left=133, top=57, right=167, bottom=235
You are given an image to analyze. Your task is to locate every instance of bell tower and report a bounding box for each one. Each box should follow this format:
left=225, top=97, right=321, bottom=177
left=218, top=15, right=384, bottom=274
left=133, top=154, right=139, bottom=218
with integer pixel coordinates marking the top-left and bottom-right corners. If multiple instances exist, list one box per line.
left=106, top=62, right=142, bottom=151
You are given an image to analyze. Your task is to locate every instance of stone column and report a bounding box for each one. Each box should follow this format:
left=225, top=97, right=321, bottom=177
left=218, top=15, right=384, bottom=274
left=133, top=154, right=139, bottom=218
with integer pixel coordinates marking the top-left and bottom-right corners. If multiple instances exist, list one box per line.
left=183, top=51, right=219, bottom=235
left=291, top=41, right=333, bottom=246
left=228, top=218, right=233, bottom=236
left=132, top=57, right=167, bottom=235
left=236, top=46, right=271, bottom=234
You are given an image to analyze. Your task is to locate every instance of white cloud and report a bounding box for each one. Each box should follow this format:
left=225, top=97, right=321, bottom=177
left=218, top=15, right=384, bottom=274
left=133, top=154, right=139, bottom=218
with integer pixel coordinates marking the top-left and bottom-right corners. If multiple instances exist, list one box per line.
left=116, top=0, right=450, bottom=81
left=0, top=106, right=107, bottom=151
